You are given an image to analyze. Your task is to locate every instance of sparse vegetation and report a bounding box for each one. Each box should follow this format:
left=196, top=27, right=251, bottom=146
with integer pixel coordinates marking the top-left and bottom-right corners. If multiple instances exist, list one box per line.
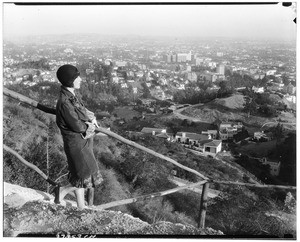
left=3, top=85, right=296, bottom=237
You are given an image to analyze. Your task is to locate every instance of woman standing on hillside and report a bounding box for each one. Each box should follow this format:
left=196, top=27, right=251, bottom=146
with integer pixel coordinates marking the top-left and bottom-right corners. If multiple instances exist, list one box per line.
left=54, top=64, right=103, bottom=209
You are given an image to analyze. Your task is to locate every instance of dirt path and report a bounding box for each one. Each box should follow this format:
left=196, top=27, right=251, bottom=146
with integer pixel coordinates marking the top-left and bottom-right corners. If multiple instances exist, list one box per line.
left=172, top=103, right=204, bottom=122
left=168, top=176, right=220, bottom=198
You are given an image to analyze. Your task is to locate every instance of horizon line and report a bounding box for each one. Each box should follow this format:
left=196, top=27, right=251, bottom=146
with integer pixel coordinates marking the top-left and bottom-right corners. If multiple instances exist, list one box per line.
left=3, top=33, right=296, bottom=42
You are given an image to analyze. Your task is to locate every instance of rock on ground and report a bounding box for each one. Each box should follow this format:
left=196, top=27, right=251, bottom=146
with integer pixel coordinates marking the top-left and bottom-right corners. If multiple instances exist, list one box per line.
left=4, top=182, right=224, bottom=237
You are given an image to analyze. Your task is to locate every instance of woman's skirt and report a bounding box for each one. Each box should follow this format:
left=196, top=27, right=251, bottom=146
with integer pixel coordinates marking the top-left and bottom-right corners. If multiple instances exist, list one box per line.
left=63, top=133, right=103, bottom=188
left=68, top=169, right=103, bottom=188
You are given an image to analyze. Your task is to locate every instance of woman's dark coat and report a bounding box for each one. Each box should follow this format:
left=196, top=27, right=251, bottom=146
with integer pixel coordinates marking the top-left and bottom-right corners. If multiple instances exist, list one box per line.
left=56, top=86, right=99, bottom=181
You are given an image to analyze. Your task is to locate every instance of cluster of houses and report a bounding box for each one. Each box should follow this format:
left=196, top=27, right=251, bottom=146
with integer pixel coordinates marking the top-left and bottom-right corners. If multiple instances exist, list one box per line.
left=218, top=122, right=244, bottom=141
left=140, top=121, right=282, bottom=176
left=140, top=122, right=246, bottom=157
left=140, top=122, right=236, bottom=157
left=251, top=82, right=296, bottom=105
left=140, top=127, right=221, bottom=157
left=4, top=69, right=57, bottom=86
left=174, top=131, right=222, bottom=157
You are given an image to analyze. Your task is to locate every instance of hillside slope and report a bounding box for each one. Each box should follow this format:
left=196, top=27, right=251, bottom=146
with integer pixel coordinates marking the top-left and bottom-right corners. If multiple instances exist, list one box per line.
left=213, top=94, right=245, bottom=110
left=180, top=94, right=296, bottom=126
left=3, top=182, right=223, bottom=237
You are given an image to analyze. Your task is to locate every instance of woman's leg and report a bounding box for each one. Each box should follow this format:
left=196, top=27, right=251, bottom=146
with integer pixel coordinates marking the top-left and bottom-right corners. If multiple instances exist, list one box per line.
left=74, top=188, right=85, bottom=210
left=58, top=184, right=77, bottom=202
left=54, top=184, right=86, bottom=209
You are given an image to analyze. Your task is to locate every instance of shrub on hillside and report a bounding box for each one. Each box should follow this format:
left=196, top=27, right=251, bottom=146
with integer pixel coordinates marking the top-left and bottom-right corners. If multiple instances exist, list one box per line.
left=284, top=192, right=296, bottom=213
left=131, top=196, right=197, bottom=227
left=3, top=101, right=68, bottom=191
left=206, top=186, right=296, bottom=237
left=166, top=191, right=201, bottom=222
left=3, top=153, right=28, bottom=187
left=95, top=169, right=132, bottom=214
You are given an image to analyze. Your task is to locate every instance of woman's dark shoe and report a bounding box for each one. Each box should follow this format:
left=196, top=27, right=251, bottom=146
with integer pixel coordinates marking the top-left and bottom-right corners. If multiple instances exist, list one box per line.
left=87, top=188, right=94, bottom=206
left=50, top=185, right=61, bottom=204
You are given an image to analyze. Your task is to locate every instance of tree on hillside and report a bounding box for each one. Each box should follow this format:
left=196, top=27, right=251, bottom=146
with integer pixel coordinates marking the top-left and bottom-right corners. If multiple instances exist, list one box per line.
left=243, top=96, right=257, bottom=118
left=167, top=121, right=181, bottom=136
left=217, top=81, right=233, bottom=98
left=278, top=133, right=296, bottom=185
left=233, top=126, right=249, bottom=142
left=141, top=82, right=151, bottom=98
left=173, top=90, right=186, bottom=104
left=258, top=75, right=270, bottom=87
left=227, top=73, right=257, bottom=88
left=281, top=74, right=289, bottom=85
left=258, top=104, right=277, bottom=118
left=255, top=93, right=273, bottom=106
left=270, top=123, right=284, bottom=146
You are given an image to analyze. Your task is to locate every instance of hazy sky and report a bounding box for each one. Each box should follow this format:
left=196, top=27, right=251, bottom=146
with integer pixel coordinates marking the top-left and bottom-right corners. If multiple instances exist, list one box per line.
left=3, top=2, right=297, bottom=40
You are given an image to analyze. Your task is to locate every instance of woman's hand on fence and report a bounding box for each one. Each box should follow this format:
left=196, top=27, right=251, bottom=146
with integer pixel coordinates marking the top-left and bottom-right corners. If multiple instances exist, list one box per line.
left=91, top=118, right=99, bottom=128
left=81, top=122, right=96, bottom=139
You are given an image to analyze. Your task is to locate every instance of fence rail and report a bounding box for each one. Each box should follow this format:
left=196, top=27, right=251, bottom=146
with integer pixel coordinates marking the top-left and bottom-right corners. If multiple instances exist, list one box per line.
left=3, top=143, right=209, bottom=227
left=3, top=144, right=58, bottom=186
left=93, top=180, right=207, bottom=210
left=3, top=88, right=297, bottom=230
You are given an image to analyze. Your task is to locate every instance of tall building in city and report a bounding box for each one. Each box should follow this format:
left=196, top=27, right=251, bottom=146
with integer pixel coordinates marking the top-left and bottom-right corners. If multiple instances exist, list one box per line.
left=171, top=54, right=177, bottom=63
left=164, top=53, right=178, bottom=63
left=164, top=54, right=172, bottom=63
left=187, top=51, right=192, bottom=61
left=216, top=64, right=225, bottom=75
left=177, top=53, right=187, bottom=63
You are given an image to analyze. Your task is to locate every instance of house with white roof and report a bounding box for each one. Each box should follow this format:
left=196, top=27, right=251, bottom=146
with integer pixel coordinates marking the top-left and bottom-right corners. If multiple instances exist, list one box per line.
left=202, top=130, right=218, bottom=139
left=141, top=127, right=167, bottom=136
left=141, top=127, right=172, bottom=141
left=261, top=158, right=281, bottom=176
left=266, top=70, right=277, bottom=76
left=253, top=131, right=272, bottom=141
left=252, top=86, right=264, bottom=93
left=198, top=140, right=222, bottom=157
left=156, top=132, right=172, bottom=141
left=218, top=122, right=243, bottom=141
left=219, top=130, right=229, bottom=141
left=175, top=132, right=211, bottom=146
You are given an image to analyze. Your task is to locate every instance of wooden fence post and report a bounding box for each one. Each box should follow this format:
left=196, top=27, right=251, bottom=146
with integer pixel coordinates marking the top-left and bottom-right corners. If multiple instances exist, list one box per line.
left=198, top=182, right=209, bottom=229
left=46, top=136, right=49, bottom=193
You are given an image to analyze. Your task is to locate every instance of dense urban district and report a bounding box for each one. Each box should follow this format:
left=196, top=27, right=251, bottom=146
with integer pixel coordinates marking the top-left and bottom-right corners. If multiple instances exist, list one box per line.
left=3, top=34, right=296, bottom=237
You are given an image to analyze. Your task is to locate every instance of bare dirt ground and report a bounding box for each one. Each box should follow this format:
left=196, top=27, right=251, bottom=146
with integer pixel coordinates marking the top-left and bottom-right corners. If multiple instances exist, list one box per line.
left=177, top=94, right=296, bottom=129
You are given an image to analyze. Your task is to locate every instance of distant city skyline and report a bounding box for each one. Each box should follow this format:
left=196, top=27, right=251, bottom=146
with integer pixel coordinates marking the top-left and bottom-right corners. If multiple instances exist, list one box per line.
left=3, top=2, right=297, bottom=41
